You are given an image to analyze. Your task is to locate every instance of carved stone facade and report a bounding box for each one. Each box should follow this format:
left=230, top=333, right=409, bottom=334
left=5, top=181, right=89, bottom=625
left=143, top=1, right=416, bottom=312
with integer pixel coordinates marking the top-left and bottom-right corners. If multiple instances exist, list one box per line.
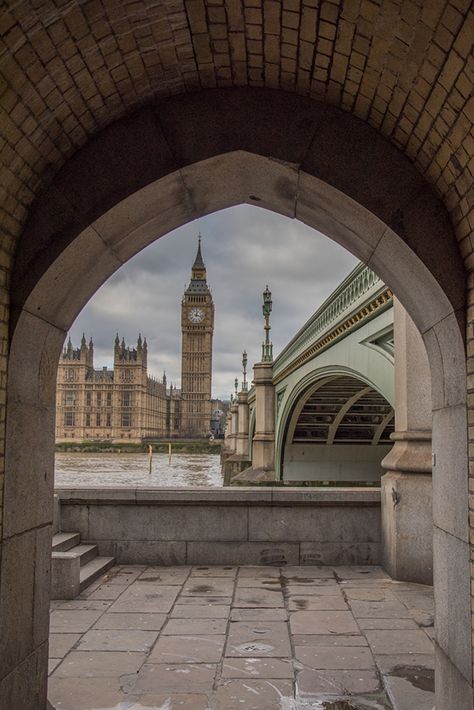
left=180, top=238, right=214, bottom=438
left=55, top=241, right=213, bottom=443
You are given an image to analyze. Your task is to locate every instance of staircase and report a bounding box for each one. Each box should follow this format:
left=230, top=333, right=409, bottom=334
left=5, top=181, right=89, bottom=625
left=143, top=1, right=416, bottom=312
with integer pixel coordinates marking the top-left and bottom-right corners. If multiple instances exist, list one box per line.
left=51, top=531, right=115, bottom=599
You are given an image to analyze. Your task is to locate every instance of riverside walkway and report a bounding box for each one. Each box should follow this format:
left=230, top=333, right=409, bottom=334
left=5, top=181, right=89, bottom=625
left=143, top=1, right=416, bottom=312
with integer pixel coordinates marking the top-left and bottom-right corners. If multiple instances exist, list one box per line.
left=48, top=565, right=434, bottom=710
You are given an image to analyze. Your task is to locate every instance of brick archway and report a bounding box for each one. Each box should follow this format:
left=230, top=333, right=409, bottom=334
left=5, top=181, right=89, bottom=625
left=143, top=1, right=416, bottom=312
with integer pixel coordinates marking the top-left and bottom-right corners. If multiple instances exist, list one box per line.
left=1, top=90, right=472, bottom=708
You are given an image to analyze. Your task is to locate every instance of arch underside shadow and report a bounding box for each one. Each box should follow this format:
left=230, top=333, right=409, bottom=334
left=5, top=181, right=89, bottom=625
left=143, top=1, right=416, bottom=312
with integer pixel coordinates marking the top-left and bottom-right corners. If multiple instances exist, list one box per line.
left=3, top=90, right=472, bottom=705
left=279, top=372, right=394, bottom=484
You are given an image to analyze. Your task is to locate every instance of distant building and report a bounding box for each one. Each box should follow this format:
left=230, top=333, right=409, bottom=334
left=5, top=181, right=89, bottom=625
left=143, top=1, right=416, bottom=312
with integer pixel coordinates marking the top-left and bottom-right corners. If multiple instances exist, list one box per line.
left=55, top=239, right=213, bottom=443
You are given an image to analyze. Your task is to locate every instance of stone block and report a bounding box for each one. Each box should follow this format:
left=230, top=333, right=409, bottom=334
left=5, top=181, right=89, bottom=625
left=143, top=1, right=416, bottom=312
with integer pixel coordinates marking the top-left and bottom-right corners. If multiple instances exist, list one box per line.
left=381, top=472, right=433, bottom=585
left=95, top=540, right=186, bottom=566
left=433, top=526, right=472, bottom=683
left=51, top=554, right=81, bottom=600
left=23, top=227, right=122, bottom=331
left=87, top=504, right=248, bottom=542
left=299, top=542, right=380, bottom=565
left=368, top=227, right=454, bottom=336
left=53, top=494, right=61, bottom=534
left=432, top=404, right=469, bottom=543
left=296, top=171, right=385, bottom=263
left=3, top=400, right=55, bottom=537
left=186, top=541, right=299, bottom=566
left=435, top=643, right=474, bottom=710
left=0, top=641, right=48, bottom=710
left=248, top=506, right=380, bottom=542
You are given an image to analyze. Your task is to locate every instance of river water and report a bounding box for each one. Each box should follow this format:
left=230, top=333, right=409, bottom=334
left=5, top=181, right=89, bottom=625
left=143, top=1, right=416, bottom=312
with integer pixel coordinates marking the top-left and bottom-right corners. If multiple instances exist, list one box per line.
left=54, top=452, right=223, bottom=487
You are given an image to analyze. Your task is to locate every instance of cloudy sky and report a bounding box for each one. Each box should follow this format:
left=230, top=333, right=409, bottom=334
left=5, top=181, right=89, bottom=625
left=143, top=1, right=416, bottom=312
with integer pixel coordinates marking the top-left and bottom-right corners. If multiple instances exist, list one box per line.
left=69, top=206, right=358, bottom=399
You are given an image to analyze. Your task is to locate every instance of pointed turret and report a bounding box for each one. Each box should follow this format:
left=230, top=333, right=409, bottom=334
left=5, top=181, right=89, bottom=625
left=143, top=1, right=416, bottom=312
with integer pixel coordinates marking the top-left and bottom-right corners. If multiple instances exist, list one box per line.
left=191, top=234, right=206, bottom=282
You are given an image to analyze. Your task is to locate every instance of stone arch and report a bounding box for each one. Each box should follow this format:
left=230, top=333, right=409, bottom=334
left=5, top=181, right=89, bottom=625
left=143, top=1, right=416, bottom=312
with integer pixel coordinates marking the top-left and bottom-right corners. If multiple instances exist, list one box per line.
left=2, top=91, right=471, bottom=706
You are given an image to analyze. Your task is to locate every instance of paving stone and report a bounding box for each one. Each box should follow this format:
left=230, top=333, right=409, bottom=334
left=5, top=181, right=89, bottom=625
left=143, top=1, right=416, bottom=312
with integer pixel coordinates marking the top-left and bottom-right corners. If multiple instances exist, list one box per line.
left=162, top=618, right=228, bottom=635
left=49, top=633, right=81, bottom=658
left=108, top=584, right=180, bottom=613
left=49, top=609, right=104, bottom=633
left=181, top=578, right=235, bottom=597
left=222, top=657, right=294, bottom=678
left=137, top=567, right=191, bottom=584
left=172, top=604, right=230, bottom=619
left=175, top=595, right=232, bottom=606
left=105, top=568, right=145, bottom=585
left=148, top=635, right=226, bottom=663
left=128, top=694, right=211, bottom=709
left=93, top=612, right=166, bottom=630
left=238, top=566, right=281, bottom=578
left=52, top=651, right=146, bottom=677
left=383, top=673, right=435, bottom=710
left=392, top=587, right=435, bottom=612
left=190, top=566, right=237, bottom=577
left=233, top=588, right=285, bottom=608
left=226, top=621, right=291, bottom=658
left=132, top=662, right=217, bottom=692
left=48, top=658, right=62, bottom=675
left=230, top=608, right=288, bottom=622
left=374, top=653, right=435, bottom=673
left=76, top=629, right=159, bottom=652
left=344, top=588, right=397, bottom=601
left=296, top=667, right=381, bottom=695
left=290, top=610, right=360, bottom=635
left=85, top=583, right=130, bottom=600
left=293, top=634, right=367, bottom=647
left=358, top=617, right=419, bottom=631
left=236, top=577, right=284, bottom=589
left=334, top=566, right=390, bottom=580
left=214, top=679, right=294, bottom=709
left=282, top=566, right=335, bottom=579
left=349, top=599, right=411, bottom=619
left=288, top=595, right=348, bottom=611
left=295, top=645, right=375, bottom=669
left=53, top=599, right=112, bottom=611
left=48, top=677, right=126, bottom=709
left=365, top=630, right=434, bottom=655
left=284, top=581, right=340, bottom=595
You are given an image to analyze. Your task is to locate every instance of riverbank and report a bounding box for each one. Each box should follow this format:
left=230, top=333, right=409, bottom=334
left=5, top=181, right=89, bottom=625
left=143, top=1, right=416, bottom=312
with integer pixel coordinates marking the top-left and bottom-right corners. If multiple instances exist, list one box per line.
left=55, top=439, right=222, bottom=454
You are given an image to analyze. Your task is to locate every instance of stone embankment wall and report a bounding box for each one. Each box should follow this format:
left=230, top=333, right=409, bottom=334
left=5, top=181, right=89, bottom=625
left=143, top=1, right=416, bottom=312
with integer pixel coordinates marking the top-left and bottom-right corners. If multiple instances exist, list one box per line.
left=56, top=488, right=380, bottom=567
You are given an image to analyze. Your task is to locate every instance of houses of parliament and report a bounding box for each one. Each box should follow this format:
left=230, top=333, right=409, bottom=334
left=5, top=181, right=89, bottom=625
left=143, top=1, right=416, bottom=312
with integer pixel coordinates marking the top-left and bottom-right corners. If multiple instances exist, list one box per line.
left=55, top=239, right=214, bottom=442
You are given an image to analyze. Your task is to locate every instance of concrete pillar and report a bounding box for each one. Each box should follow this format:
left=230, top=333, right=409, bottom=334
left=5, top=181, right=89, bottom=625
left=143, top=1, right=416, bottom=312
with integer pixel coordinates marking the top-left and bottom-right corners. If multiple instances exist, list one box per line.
left=235, top=391, right=249, bottom=457
left=381, top=297, right=433, bottom=585
left=251, top=361, right=275, bottom=475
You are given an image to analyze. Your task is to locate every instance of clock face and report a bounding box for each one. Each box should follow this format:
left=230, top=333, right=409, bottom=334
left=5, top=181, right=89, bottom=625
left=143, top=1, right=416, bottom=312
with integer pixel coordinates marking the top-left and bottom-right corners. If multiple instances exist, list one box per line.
left=188, top=307, right=205, bottom=323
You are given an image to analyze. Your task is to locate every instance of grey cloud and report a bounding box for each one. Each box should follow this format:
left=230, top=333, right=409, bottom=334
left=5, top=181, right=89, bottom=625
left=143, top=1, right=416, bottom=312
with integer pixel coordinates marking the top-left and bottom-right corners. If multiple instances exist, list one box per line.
left=70, top=205, right=358, bottom=399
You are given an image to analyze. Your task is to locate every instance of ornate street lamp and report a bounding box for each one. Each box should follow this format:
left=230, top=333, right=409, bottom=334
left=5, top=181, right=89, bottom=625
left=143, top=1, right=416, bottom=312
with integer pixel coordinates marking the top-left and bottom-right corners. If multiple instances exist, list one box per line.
left=261, top=285, right=273, bottom=362
left=242, top=350, right=248, bottom=392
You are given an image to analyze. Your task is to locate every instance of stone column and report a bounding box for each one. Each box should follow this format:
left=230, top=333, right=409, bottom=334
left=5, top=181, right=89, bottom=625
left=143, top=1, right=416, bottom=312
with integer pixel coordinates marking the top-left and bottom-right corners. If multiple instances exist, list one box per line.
left=251, top=361, right=275, bottom=476
left=381, top=297, right=433, bottom=585
left=230, top=400, right=238, bottom=452
left=236, top=390, right=249, bottom=457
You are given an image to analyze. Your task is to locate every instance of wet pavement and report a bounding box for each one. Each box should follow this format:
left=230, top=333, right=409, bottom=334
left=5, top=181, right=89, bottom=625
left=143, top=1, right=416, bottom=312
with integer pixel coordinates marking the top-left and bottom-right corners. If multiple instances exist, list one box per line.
left=48, top=565, right=435, bottom=710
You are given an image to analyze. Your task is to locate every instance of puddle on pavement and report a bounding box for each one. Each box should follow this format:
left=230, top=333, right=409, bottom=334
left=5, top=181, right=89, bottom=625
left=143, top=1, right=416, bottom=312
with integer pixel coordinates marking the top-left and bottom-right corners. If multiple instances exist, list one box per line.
left=388, top=664, right=434, bottom=692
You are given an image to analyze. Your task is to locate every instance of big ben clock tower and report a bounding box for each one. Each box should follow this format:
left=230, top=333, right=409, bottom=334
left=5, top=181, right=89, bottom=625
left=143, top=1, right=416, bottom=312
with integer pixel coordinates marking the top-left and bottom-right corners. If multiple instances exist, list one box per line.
left=180, top=236, right=214, bottom=438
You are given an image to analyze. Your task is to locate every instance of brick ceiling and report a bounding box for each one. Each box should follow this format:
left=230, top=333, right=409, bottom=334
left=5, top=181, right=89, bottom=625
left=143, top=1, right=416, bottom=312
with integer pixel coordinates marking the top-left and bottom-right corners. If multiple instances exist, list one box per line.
left=0, top=0, right=473, bottom=263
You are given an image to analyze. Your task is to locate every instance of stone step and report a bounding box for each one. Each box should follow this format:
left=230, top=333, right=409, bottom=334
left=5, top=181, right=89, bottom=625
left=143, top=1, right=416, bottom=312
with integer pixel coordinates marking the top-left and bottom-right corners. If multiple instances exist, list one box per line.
left=79, top=557, right=115, bottom=593
left=52, top=543, right=98, bottom=567
left=52, top=532, right=81, bottom=552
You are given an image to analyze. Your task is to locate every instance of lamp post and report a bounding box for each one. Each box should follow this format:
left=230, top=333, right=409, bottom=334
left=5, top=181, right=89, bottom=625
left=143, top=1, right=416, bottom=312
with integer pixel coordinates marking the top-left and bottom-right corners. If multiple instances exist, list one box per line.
left=262, top=285, right=273, bottom=362
left=242, top=350, right=248, bottom=392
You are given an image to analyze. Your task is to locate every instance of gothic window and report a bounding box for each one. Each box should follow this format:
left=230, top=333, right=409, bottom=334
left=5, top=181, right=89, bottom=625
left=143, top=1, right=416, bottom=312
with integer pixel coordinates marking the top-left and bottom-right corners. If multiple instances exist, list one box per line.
left=121, top=413, right=131, bottom=427
left=121, top=369, right=132, bottom=382
left=65, top=368, right=75, bottom=382
left=85, top=414, right=91, bottom=427
left=106, top=414, right=112, bottom=427
left=106, top=392, right=112, bottom=406
left=96, top=392, right=102, bottom=406
left=64, top=390, right=75, bottom=406
left=122, top=391, right=132, bottom=407
left=96, top=413, right=100, bottom=427
left=64, top=412, right=75, bottom=427
left=86, top=391, right=91, bottom=406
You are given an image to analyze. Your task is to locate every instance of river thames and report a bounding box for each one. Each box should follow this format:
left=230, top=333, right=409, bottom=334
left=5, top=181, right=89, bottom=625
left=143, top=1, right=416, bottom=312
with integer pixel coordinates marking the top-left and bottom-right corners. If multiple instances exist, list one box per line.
left=54, top=452, right=223, bottom=487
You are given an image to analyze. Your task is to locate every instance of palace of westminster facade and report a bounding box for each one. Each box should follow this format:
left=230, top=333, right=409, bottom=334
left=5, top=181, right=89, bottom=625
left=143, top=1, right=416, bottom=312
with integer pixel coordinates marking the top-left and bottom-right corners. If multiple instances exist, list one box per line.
left=55, top=240, right=215, bottom=442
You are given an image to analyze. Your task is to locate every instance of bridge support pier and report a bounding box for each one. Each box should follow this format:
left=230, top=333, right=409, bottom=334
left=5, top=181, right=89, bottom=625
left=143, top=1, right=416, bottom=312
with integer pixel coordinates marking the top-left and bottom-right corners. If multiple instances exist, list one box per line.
left=381, top=299, right=433, bottom=585
left=223, top=391, right=251, bottom=484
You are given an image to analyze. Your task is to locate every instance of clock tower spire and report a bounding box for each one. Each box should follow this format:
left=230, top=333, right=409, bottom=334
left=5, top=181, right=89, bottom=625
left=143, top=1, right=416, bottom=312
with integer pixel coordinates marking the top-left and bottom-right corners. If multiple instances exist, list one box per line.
left=180, top=235, right=214, bottom=438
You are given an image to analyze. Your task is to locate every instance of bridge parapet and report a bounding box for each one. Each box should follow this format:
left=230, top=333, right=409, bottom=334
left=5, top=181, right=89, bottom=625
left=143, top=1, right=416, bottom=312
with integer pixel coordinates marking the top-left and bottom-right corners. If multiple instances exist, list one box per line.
left=273, top=263, right=392, bottom=383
